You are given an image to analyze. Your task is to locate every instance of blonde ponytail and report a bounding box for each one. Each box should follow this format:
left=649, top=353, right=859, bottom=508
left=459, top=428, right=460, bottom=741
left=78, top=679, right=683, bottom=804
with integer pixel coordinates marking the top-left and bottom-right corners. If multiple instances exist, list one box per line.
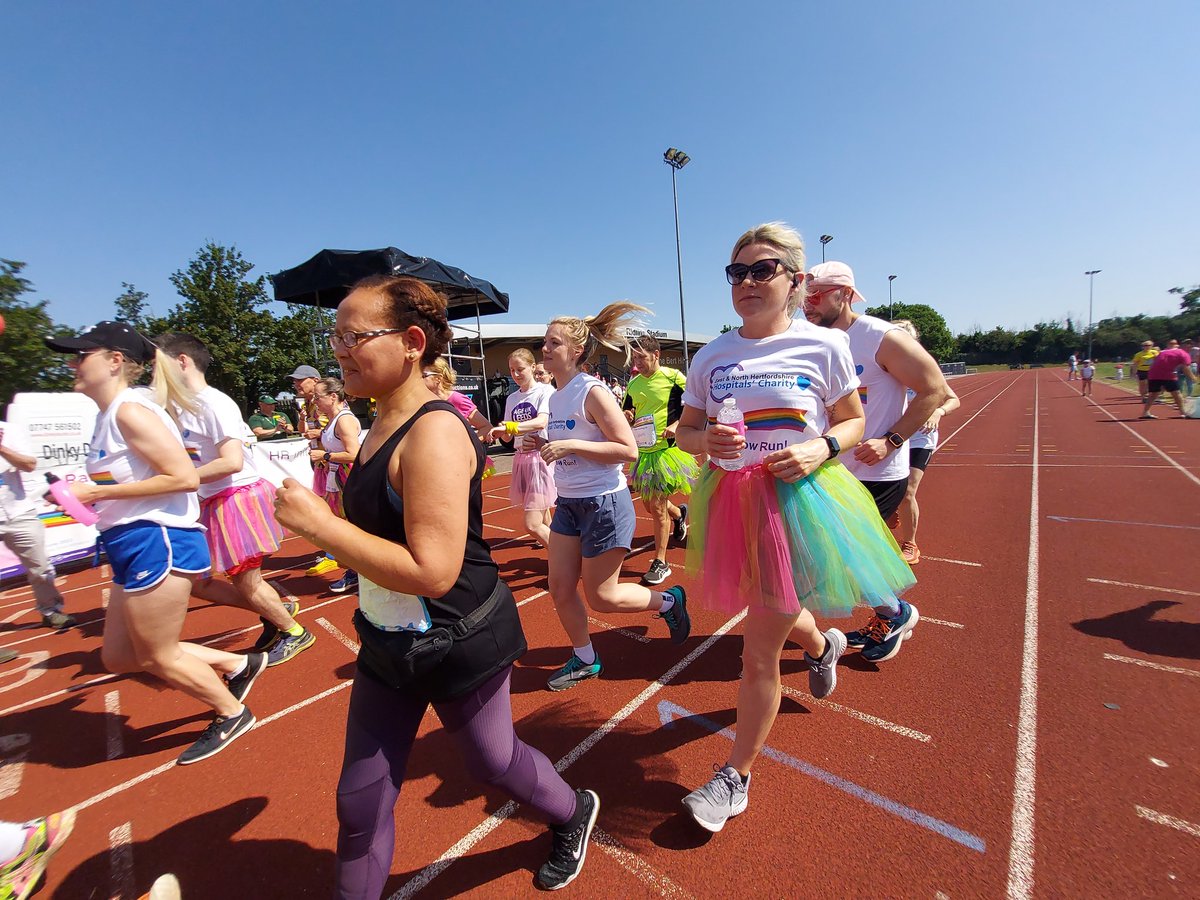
left=551, top=301, right=650, bottom=369
left=150, top=349, right=199, bottom=420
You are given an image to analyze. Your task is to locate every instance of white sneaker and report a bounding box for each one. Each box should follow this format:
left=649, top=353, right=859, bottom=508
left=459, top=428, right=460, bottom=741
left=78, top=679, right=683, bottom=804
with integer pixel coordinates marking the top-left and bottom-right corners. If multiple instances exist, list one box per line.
left=805, top=628, right=846, bottom=699
left=682, top=765, right=749, bottom=832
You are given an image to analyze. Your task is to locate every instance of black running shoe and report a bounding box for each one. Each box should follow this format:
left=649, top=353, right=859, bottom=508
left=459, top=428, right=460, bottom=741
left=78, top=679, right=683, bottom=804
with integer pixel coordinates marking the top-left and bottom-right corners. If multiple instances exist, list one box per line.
left=177, top=706, right=256, bottom=765
left=656, top=586, right=690, bottom=644
left=672, top=504, right=689, bottom=544
left=224, top=652, right=267, bottom=703
left=535, top=789, right=599, bottom=891
left=329, top=571, right=359, bottom=594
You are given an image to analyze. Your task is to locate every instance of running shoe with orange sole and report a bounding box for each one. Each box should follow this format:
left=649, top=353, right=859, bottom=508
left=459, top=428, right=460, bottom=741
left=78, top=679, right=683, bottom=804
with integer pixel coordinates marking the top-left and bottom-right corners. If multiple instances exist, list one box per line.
left=900, top=541, right=920, bottom=565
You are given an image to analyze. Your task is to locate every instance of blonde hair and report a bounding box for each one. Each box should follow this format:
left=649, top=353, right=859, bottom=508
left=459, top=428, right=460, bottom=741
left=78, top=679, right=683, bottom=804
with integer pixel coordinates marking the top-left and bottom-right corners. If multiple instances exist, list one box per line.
left=730, top=222, right=807, bottom=315
left=892, top=319, right=920, bottom=340
left=549, top=301, right=650, bottom=369
left=117, top=349, right=198, bottom=421
left=427, top=357, right=457, bottom=394
left=508, top=348, right=536, bottom=367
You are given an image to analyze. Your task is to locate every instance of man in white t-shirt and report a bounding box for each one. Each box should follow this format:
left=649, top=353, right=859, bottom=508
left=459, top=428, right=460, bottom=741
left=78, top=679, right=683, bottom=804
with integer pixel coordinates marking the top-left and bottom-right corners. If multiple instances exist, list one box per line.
left=157, top=334, right=315, bottom=667
left=0, top=424, right=74, bottom=634
left=805, top=262, right=950, bottom=662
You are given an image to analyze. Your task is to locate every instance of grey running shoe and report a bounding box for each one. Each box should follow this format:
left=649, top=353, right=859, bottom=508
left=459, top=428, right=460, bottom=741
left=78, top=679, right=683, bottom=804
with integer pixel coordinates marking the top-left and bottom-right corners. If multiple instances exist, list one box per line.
left=805, top=628, right=846, bottom=699
left=657, top=586, right=690, bottom=644
left=547, top=654, right=602, bottom=692
left=267, top=628, right=316, bottom=667
left=672, top=504, right=689, bottom=544
left=177, top=706, right=256, bottom=765
left=534, top=788, right=600, bottom=890
left=641, top=558, right=671, bottom=585
left=682, top=764, right=749, bottom=833
left=0, top=648, right=17, bottom=664
left=224, top=652, right=267, bottom=703
left=41, top=611, right=76, bottom=629
left=254, top=599, right=301, bottom=651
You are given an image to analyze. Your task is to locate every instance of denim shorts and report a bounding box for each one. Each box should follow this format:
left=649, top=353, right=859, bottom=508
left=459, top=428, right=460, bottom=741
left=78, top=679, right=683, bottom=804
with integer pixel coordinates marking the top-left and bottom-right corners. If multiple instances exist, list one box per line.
left=551, top=490, right=636, bottom=558
left=101, top=521, right=211, bottom=593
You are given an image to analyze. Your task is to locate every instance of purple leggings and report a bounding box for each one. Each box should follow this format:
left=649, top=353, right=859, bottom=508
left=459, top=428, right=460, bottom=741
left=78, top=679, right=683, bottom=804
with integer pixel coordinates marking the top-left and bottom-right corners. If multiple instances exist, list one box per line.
left=334, top=665, right=577, bottom=899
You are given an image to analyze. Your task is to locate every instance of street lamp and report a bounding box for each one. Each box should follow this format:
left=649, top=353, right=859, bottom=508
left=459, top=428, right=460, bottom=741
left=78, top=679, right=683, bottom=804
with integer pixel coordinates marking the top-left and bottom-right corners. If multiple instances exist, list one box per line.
left=1085, top=269, right=1101, bottom=360
left=888, top=274, right=897, bottom=320
left=663, top=147, right=691, bottom=370
left=819, top=234, right=833, bottom=263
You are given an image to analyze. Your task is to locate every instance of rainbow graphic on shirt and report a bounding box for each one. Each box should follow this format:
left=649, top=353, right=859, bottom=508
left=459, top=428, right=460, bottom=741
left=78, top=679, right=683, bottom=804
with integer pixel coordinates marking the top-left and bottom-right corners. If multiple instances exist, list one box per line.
left=90, top=470, right=117, bottom=485
left=855, top=365, right=867, bottom=404
left=185, top=446, right=202, bottom=463
left=744, top=407, right=809, bottom=432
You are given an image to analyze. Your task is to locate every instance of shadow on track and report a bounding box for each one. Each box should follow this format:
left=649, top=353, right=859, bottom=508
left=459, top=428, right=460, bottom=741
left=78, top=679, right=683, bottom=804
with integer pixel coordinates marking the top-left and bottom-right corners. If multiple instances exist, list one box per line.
left=1073, top=599, right=1200, bottom=661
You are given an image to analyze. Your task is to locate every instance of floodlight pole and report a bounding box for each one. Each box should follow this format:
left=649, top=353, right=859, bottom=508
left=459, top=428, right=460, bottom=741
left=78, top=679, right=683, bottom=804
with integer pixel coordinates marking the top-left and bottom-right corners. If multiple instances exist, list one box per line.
left=819, top=235, right=833, bottom=263
left=1085, top=269, right=1101, bottom=360
left=888, top=274, right=897, bottom=321
left=664, top=147, right=691, bottom=371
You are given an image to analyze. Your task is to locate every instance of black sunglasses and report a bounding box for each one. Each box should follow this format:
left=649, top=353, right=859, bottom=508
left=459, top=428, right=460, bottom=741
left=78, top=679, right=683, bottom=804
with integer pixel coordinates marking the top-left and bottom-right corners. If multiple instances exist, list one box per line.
left=725, top=258, right=792, bottom=286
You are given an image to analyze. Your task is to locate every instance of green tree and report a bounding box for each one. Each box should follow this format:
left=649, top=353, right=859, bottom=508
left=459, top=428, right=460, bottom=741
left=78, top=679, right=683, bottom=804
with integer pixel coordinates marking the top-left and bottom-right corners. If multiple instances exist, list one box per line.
left=864, top=302, right=957, bottom=361
left=113, top=282, right=150, bottom=329
left=1169, top=284, right=1199, bottom=313
left=0, top=259, right=74, bottom=408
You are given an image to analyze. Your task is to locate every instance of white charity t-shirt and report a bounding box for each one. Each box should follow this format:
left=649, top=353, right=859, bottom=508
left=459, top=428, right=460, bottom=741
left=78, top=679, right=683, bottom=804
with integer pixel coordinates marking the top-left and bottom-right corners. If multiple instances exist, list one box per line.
left=843, top=315, right=911, bottom=483
left=504, top=382, right=555, bottom=452
left=682, top=319, right=859, bottom=467
left=175, top=386, right=261, bottom=500
left=547, top=373, right=626, bottom=498
left=0, top=424, right=37, bottom=521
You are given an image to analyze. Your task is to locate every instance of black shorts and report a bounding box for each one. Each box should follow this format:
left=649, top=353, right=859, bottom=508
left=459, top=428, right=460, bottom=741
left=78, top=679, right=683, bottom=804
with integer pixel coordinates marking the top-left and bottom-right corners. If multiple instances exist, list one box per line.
left=1136, top=371, right=1149, bottom=381
left=861, top=477, right=909, bottom=521
left=1148, top=378, right=1178, bottom=393
left=909, top=448, right=934, bottom=471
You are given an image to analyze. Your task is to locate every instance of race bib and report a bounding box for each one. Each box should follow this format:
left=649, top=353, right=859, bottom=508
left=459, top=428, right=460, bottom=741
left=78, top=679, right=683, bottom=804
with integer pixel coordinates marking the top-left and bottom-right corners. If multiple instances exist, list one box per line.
left=358, top=574, right=432, bottom=633
left=632, top=414, right=657, bottom=448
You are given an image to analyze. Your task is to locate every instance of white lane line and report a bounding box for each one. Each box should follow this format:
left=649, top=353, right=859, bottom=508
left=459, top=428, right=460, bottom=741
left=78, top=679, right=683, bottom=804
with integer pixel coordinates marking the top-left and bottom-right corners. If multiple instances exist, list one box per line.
left=1135, top=805, right=1200, bottom=839
left=516, top=589, right=548, bottom=609
left=0, top=751, right=27, bottom=800
left=109, top=821, right=135, bottom=900
left=1048, top=515, right=1200, bottom=531
left=1007, top=372, right=1040, bottom=900
left=105, top=690, right=123, bottom=760
left=268, top=579, right=301, bottom=604
left=75, top=679, right=355, bottom=814
left=587, top=616, right=651, bottom=644
left=923, top=617, right=966, bottom=629
left=1086, top=578, right=1200, bottom=598
left=923, top=556, right=983, bottom=568
left=1103, top=653, right=1200, bottom=679
left=779, top=685, right=932, bottom=742
left=935, top=372, right=1023, bottom=453
left=488, top=533, right=533, bottom=550
left=316, top=617, right=360, bottom=654
left=1083, top=392, right=1200, bottom=488
left=101, top=587, right=110, bottom=609
left=483, top=523, right=515, bottom=532
left=391, top=609, right=749, bottom=899
left=593, top=827, right=693, bottom=898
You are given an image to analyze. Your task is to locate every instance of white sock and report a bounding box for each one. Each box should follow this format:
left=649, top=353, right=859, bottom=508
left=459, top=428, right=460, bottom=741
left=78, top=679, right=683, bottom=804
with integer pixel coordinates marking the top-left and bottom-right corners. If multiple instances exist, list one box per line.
left=228, top=657, right=248, bottom=679
left=574, top=643, right=596, bottom=665
left=659, top=593, right=675, bottom=613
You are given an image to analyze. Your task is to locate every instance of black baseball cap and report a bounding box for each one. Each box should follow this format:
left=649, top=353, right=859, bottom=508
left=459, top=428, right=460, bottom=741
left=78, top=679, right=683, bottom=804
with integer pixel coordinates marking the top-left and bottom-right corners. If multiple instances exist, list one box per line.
left=45, top=321, right=158, bottom=364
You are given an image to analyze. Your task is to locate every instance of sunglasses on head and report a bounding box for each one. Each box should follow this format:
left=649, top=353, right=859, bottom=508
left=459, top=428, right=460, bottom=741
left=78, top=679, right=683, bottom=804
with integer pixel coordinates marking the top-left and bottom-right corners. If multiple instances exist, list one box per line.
left=725, top=258, right=791, bottom=286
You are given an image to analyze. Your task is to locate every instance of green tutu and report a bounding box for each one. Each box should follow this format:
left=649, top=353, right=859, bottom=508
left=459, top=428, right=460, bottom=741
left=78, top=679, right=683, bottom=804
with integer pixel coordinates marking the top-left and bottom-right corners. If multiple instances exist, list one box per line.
left=629, top=445, right=700, bottom=497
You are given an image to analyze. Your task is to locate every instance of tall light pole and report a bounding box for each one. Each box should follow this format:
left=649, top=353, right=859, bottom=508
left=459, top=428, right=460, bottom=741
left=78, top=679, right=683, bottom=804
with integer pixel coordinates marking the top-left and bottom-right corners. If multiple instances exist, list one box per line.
left=663, top=147, right=691, bottom=370
left=888, top=274, right=897, bottom=320
left=1085, top=269, right=1101, bottom=360
left=819, top=234, right=833, bottom=263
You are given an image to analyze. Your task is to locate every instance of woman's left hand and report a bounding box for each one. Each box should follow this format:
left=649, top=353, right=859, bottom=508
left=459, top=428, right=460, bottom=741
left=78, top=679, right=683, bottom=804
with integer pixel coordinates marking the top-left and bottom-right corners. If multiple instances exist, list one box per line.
left=309, top=449, right=326, bottom=463
left=68, top=481, right=104, bottom=504
left=539, top=440, right=575, bottom=464
left=274, top=477, right=333, bottom=542
left=764, top=439, right=829, bottom=483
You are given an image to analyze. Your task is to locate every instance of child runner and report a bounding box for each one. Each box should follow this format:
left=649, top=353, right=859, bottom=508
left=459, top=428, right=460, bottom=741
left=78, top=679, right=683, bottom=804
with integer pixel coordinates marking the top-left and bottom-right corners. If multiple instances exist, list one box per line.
left=46, top=322, right=266, bottom=765
left=1080, top=358, right=1095, bottom=397
left=488, top=349, right=557, bottom=548
left=673, top=224, right=915, bottom=832
left=623, top=333, right=699, bottom=585
left=425, top=357, right=497, bottom=477
left=312, top=377, right=361, bottom=593
left=155, top=333, right=315, bottom=665
left=273, top=275, right=598, bottom=895
left=890, top=321, right=961, bottom=565
left=537, top=304, right=690, bottom=692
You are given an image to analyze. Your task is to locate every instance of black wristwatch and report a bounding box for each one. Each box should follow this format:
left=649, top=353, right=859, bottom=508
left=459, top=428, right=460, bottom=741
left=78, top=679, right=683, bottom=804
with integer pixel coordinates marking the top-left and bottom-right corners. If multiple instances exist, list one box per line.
left=323, top=451, right=332, bottom=462
left=884, top=431, right=905, bottom=449
left=822, top=434, right=841, bottom=460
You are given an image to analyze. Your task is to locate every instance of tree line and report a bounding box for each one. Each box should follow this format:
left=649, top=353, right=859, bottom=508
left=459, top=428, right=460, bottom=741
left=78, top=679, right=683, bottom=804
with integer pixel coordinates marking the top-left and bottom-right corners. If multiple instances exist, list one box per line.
left=1, top=244, right=336, bottom=414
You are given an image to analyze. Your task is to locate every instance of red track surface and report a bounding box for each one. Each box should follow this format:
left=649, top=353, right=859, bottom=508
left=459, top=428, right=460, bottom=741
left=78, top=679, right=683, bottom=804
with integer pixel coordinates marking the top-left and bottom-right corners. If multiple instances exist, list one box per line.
left=2, top=370, right=1196, bottom=898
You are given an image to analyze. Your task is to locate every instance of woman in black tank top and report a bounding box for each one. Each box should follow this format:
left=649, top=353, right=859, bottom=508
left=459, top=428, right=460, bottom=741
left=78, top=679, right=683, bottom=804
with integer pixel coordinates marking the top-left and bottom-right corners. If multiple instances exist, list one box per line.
left=273, top=276, right=598, bottom=898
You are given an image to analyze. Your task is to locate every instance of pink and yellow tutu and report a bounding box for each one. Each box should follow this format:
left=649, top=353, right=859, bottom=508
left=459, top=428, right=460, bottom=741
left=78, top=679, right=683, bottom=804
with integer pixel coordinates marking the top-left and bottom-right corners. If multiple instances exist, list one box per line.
left=685, top=460, right=915, bottom=618
left=510, top=449, right=556, bottom=510
left=629, top=445, right=700, bottom=497
left=483, top=455, right=497, bottom=479
left=313, top=461, right=352, bottom=518
left=200, top=478, right=284, bottom=575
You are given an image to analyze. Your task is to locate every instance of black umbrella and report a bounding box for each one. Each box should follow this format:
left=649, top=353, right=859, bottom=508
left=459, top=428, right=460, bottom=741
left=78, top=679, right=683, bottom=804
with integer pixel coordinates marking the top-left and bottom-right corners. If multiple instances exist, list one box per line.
left=270, top=247, right=510, bottom=321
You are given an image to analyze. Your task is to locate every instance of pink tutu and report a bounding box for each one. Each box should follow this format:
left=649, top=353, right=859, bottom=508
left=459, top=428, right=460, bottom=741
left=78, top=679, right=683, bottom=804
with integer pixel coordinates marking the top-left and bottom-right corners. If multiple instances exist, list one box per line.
left=199, top=478, right=284, bottom=575
left=685, top=461, right=915, bottom=618
left=509, top=450, right=556, bottom=510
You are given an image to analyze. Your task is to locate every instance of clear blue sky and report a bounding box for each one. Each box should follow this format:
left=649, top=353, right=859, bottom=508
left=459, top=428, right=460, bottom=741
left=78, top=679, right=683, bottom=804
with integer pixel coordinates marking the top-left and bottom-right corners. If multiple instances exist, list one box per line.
left=4, top=1, right=1197, bottom=340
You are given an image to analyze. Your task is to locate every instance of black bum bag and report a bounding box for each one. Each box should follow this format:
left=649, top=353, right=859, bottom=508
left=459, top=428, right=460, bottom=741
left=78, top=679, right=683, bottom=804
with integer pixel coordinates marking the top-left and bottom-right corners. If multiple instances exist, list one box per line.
left=351, top=580, right=509, bottom=691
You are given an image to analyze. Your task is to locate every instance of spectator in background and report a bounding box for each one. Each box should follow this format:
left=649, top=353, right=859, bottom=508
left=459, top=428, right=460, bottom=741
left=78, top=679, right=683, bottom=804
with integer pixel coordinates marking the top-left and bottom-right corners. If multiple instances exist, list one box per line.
left=1066, top=352, right=1078, bottom=381
left=1184, top=338, right=1198, bottom=397
left=248, top=395, right=295, bottom=440
left=1141, top=340, right=1196, bottom=418
left=1131, top=341, right=1159, bottom=400
left=1080, top=359, right=1095, bottom=397
left=0, top=423, right=75, bottom=629
left=533, top=363, right=554, bottom=387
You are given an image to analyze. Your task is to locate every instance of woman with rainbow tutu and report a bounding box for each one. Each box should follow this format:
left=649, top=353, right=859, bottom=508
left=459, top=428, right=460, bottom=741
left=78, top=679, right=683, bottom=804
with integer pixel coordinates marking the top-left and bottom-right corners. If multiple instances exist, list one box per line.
left=673, top=223, right=915, bottom=833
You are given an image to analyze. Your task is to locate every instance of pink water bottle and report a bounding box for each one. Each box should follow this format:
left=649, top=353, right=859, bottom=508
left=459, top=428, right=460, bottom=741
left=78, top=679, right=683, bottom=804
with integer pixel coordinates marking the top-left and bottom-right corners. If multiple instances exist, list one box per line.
left=44, top=473, right=99, bottom=526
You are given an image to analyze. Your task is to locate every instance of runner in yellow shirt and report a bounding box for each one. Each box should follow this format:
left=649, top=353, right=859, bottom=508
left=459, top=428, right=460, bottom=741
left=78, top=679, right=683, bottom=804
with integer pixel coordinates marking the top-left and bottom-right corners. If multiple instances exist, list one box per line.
left=1131, top=341, right=1160, bottom=400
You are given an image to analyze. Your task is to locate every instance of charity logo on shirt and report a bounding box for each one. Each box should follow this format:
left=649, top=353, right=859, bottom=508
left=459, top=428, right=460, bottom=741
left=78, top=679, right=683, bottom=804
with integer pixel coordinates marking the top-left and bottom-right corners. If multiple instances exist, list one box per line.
left=511, top=400, right=538, bottom=423
left=855, top=365, right=868, bottom=404
left=708, top=363, right=812, bottom=403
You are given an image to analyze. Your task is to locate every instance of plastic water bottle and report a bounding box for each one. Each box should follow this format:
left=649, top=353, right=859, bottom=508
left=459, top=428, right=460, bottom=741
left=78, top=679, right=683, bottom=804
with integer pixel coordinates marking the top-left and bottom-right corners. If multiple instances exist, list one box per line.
left=44, top=473, right=99, bottom=526
left=715, top=397, right=746, bottom=471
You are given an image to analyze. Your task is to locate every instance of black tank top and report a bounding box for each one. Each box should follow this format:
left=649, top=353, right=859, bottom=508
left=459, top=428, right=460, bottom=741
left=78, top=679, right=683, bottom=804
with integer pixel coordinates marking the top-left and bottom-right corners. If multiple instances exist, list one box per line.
left=342, top=400, right=498, bottom=621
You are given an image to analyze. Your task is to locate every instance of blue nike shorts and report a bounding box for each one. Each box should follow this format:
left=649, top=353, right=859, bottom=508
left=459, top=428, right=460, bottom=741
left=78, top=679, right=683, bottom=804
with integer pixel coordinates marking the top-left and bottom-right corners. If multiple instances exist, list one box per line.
left=100, top=521, right=211, bottom=593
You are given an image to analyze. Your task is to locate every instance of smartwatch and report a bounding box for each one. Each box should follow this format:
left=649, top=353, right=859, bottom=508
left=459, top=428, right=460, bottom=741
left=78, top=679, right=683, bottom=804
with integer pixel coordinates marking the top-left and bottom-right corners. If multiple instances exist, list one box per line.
left=822, top=434, right=841, bottom=459
left=884, top=431, right=905, bottom=449
left=323, top=451, right=332, bottom=462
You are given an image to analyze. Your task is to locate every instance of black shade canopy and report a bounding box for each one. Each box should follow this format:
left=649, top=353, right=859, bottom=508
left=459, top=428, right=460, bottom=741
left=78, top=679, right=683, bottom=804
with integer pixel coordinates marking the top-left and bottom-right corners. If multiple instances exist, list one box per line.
left=270, top=248, right=510, bottom=320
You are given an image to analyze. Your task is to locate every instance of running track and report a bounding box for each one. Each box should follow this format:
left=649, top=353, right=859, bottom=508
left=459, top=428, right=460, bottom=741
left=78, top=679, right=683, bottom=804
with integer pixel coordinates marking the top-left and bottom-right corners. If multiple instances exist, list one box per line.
left=1, top=370, right=1196, bottom=898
